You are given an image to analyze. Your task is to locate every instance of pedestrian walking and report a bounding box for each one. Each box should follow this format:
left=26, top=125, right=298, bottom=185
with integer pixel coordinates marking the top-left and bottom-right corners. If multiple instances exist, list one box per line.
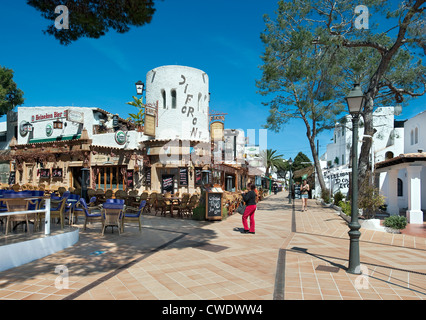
left=301, top=179, right=309, bottom=211
left=241, top=183, right=257, bottom=234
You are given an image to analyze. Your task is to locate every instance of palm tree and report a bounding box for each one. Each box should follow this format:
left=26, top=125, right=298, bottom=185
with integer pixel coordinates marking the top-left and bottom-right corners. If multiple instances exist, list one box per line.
left=261, top=149, right=284, bottom=177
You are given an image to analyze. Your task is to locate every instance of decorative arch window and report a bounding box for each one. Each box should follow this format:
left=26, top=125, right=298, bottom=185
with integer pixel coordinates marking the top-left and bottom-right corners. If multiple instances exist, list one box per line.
left=161, top=89, right=166, bottom=109
left=171, top=89, right=177, bottom=109
left=415, top=127, right=418, bottom=144
left=397, top=178, right=403, bottom=197
left=410, top=129, right=414, bottom=145
left=385, top=151, right=394, bottom=160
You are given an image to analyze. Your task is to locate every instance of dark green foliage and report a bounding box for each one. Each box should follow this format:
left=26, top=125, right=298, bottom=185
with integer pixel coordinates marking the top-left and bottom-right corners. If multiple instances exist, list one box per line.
left=27, top=0, right=157, bottom=45
left=383, top=216, right=407, bottom=230
left=333, top=191, right=344, bottom=206
left=0, top=66, right=24, bottom=116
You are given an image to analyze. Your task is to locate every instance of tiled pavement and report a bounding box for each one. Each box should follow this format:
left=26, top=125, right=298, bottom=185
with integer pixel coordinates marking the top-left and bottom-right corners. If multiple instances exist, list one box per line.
left=0, top=192, right=425, bottom=300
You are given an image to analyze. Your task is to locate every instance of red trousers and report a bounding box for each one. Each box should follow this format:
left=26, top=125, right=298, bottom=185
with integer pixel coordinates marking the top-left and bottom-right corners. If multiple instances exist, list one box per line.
left=242, top=205, right=256, bottom=232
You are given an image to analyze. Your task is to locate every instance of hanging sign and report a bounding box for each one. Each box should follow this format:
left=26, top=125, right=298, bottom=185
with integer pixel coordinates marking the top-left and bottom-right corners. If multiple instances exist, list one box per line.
left=115, top=131, right=127, bottom=145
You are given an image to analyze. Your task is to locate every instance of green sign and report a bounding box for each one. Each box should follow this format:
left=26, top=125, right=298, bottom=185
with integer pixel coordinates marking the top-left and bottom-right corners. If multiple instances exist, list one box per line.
left=115, top=131, right=126, bottom=145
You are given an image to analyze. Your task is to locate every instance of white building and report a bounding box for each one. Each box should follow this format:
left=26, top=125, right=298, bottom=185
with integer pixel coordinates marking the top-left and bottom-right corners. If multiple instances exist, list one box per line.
left=145, top=65, right=210, bottom=143
left=376, top=110, right=426, bottom=224
left=319, top=106, right=404, bottom=197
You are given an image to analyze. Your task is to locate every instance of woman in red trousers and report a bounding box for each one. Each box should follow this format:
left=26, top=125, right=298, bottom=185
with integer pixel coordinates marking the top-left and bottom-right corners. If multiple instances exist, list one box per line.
left=241, top=184, right=257, bottom=234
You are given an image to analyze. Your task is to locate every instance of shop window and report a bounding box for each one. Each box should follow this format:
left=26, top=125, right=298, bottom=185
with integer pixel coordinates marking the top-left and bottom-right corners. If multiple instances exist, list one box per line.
left=171, top=89, right=177, bottom=109
left=397, top=178, right=403, bottom=197
left=94, top=166, right=125, bottom=190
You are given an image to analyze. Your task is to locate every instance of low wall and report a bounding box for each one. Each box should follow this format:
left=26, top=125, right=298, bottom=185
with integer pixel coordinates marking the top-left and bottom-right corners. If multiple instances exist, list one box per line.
left=0, top=228, right=79, bottom=272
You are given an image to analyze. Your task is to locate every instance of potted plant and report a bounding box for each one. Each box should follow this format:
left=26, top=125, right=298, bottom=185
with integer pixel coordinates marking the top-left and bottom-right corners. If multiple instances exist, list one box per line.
left=126, top=96, right=145, bottom=131
left=383, top=216, right=407, bottom=234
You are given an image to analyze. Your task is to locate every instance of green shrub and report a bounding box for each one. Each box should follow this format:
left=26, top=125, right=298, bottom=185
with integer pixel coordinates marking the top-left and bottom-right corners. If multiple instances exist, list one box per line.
left=222, top=207, right=228, bottom=220
left=333, top=191, right=344, bottom=206
left=383, top=216, right=407, bottom=230
left=321, top=188, right=331, bottom=204
left=192, top=205, right=205, bottom=221
left=338, top=200, right=351, bottom=216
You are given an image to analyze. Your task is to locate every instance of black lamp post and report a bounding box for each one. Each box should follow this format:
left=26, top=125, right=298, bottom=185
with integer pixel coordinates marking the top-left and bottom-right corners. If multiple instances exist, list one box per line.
left=345, top=83, right=366, bottom=275
left=288, top=157, right=293, bottom=204
left=135, top=80, right=144, bottom=96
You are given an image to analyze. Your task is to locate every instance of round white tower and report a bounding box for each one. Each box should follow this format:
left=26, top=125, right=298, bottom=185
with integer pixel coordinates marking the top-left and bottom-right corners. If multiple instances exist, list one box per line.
left=145, top=65, right=209, bottom=142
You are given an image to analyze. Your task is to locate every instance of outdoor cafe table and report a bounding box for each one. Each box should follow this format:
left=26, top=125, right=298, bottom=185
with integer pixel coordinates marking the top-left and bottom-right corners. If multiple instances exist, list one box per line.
left=0, top=195, right=46, bottom=233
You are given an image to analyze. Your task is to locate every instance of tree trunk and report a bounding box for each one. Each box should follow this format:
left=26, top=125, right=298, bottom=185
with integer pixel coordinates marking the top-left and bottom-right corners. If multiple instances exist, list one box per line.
left=307, top=134, right=327, bottom=193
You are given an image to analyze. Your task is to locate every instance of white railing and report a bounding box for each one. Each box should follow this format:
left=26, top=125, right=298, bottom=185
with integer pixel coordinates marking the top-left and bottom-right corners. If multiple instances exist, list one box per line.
left=0, top=198, right=51, bottom=235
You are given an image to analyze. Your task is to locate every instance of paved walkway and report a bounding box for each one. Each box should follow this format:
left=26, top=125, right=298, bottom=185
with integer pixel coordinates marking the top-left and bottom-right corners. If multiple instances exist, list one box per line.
left=0, top=192, right=424, bottom=300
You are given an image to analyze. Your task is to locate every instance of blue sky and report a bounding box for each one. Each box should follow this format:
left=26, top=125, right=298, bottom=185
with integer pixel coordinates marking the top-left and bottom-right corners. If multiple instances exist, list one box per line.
left=0, top=0, right=425, bottom=162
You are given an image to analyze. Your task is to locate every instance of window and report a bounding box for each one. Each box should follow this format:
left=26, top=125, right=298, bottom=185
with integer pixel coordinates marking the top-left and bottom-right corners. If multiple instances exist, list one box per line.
left=385, top=151, right=394, bottom=160
left=397, top=178, right=403, bottom=197
left=411, top=129, right=414, bottom=145
left=415, top=127, right=418, bottom=144
left=342, top=154, right=345, bottom=165
left=198, top=93, right=202, bottom=112
left=171, top=89, right=177, bottom=109
left=161, top=89, right=166, bottom=109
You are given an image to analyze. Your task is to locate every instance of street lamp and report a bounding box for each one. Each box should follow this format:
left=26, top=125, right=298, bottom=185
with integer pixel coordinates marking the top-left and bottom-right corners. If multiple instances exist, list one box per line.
left=135, top=80, right=144, bottom=96
left=345, top=83, right=366, bottom=275
left=288, top=157, right=293, bottom=204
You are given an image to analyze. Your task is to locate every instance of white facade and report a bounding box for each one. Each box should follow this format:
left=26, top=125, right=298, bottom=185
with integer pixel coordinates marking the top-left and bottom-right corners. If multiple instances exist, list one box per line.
left=145, top=65, right=210, bottom=142
left=320, top=106, right=405, bottom=197
left=376, top=110, right=426, bottom=223
left=16, top=106, right=144, bottom=150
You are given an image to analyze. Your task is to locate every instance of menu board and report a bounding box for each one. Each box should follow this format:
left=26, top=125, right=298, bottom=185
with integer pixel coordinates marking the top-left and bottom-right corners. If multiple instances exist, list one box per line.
left=206, top=192, right=222, bottom=221
left=179, top=167, right=188, bottom=186
left=52, top=168, right=63, bottom=178
left=40, top=169, right=50, bottom=178
left=162, top=175, right=174, bottom=193
left=144, top=167, right=151, bottom=186
left=127, top=169, right=134, bottom=189
left=8, top=171, right=15, bottom=185
left=294, top=185, right=301, bottom=199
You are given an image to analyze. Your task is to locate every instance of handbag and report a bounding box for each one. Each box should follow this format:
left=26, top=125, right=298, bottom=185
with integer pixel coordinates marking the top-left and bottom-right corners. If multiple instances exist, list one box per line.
left=236, top=202, right=246, bottom=215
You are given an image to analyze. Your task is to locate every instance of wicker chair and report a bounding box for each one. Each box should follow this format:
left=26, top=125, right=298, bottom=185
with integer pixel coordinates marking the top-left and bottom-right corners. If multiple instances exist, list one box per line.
left=123, top=200, right=146, bottom=232
left=79, top=198, right=103, bottom=231
left=154, top=193, right=171, bottom=216
left=146, top=192, right=157, bottom=213
left=102, top=199, right=125, bottom=235
left=49, top=197, right=67, bottom=229
left=176, top=193, right=190, bottom=217
left=57, top=187, right=67, bottom=197
left=105, top=189, right=113, bottom=199
left=5, top=198, right=32, bottom=235
left=183, top=194, right=199, bottom=218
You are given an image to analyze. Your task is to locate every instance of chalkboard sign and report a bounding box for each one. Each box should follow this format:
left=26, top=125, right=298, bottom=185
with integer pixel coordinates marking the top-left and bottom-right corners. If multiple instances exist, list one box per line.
left=294, top=185, right=301, bottom=199
left=144, top=167, right=151, bottom=186
left=179, top=167, right=188, bottom=186
left=8, top=171, right=15, bottom=185
left=40, top=169, right=50, bottom=179
left=52, top=168, right=63, bottom=178
left=206, top=192, right=222, bottom=221
left=127, top=169, right=134, bottom=189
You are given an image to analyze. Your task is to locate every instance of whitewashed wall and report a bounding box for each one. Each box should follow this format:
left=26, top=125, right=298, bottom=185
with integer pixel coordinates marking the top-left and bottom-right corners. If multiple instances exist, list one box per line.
left=145, top=65, right=209, bottom=142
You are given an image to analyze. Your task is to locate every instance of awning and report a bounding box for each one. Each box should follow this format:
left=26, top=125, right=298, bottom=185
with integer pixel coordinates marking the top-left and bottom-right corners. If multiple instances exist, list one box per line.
left=29, top=134, right=81, bottom=144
